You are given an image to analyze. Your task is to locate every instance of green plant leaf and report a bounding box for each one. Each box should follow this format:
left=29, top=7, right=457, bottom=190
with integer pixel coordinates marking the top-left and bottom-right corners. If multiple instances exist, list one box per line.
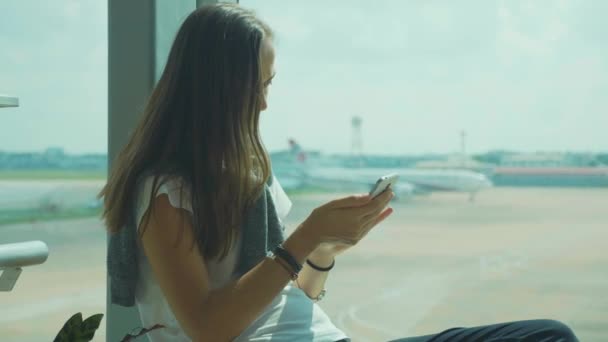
left=81, top=314, right=104, bottom=340
left=54, top=312, right=83, bottom=342
left=53, top=312, right=104, bottom=342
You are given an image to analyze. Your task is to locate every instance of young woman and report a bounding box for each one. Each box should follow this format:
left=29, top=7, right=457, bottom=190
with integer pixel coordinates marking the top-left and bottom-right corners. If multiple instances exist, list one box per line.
left=101, top=4, right=578, bottom=342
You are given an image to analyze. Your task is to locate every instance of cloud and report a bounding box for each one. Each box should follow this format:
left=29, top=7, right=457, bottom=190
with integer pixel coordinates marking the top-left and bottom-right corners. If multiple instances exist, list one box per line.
left=63, top=0, right=82, bottom=20
left=496, top=0, right=572, bottom=63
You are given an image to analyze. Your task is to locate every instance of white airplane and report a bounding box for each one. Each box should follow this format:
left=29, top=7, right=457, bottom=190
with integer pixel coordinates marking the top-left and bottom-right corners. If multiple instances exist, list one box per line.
left=272, top=139, right=493, bottom=201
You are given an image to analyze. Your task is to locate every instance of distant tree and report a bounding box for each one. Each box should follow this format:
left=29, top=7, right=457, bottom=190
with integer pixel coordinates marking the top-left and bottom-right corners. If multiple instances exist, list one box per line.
left=596, top=154, right=608, bottom=166
left=473, top=152, right=503, bottom=165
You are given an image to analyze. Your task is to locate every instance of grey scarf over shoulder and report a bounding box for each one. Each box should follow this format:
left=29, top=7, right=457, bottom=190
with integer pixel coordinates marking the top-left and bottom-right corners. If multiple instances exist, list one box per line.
left=107, top=175, right=286, bottom=307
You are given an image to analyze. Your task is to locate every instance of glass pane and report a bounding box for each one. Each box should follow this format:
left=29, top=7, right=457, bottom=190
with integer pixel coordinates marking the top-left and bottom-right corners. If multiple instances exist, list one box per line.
left=245, top=1, right=607, bottom=341
left=0, top=1, right=107, bottom=341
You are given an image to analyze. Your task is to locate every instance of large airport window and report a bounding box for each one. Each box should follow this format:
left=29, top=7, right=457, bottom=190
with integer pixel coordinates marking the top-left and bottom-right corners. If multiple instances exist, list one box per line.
left=0, top=1, right=108, bottom=340
left=3, top=1, right=606, bottom=341
left=244, top=1, right=608, bottom=340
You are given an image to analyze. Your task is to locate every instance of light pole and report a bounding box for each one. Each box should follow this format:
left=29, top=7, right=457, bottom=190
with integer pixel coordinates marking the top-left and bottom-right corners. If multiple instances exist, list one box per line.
left=352, top=116, right=363, bottom=167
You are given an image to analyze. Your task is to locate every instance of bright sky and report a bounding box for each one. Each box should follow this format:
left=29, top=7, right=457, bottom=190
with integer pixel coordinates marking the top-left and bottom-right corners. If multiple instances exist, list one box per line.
left=1, top=0, right=607, bottom=155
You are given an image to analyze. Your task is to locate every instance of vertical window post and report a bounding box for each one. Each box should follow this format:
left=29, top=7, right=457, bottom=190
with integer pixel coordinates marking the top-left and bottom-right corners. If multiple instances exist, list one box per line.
left=107, top=0, right=198, bottom=340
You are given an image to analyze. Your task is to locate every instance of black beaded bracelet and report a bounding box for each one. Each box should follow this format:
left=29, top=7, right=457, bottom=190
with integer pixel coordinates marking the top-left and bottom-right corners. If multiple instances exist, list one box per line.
left=306, top=258, right=335, bottom=272
left=273, top=245, right=303, bottom=274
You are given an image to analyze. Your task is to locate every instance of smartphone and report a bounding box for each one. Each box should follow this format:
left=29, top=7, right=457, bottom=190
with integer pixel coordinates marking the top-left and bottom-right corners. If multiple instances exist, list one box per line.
left=369, top=173, right=399, bottom=198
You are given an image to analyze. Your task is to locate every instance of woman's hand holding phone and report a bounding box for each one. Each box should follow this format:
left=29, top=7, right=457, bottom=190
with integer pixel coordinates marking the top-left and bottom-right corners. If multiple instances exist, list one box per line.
left=297, top=188, right=394, bottom=258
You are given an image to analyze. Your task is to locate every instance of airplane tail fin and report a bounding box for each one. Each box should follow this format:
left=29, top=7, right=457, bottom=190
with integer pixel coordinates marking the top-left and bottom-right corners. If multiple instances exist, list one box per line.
left=288, top=138, right=307, bottom=165
left=271, top=139, right=308, bottom=190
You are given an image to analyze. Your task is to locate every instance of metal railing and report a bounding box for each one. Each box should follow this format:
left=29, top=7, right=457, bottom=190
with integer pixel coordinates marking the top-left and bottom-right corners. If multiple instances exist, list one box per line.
left=0, top=94, right=19, bottom=108
left=0, top=241, right=49, bottom=291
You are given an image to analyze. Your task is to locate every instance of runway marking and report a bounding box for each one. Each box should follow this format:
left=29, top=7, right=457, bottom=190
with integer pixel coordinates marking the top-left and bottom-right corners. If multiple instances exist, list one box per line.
left=335, top=271, right=453, bottom=341
left=0, top=286, right=105, bottom=323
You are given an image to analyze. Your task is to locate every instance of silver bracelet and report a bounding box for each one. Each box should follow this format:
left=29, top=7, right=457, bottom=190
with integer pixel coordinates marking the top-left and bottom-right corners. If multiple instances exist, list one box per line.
left=295, top=278, right=327, bottom=302
left=312, top=289, right=326, bottom=302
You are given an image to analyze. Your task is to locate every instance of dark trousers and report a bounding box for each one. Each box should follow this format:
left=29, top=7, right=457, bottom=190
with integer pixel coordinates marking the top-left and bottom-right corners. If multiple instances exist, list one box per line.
left=390, top=319, right=577, bottom=342
left=337, top=319, right=578, bottom=342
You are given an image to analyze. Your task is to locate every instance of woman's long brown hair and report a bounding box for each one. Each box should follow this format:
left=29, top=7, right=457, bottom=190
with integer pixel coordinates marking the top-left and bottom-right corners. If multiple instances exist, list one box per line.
left=99, top=4, right=272, bottom=261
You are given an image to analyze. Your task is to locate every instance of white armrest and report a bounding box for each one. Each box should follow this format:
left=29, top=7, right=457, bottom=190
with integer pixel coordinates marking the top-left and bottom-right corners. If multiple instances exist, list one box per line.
left=0, top=241, right=49, bottom=268
left=0, top=241, right=49, bottom=291
left=0, top=94, right=19, bottom=108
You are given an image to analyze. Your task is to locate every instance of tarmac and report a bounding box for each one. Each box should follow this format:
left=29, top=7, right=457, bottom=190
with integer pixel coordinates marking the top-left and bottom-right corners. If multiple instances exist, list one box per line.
left=1, top=187, right=606, bottom=341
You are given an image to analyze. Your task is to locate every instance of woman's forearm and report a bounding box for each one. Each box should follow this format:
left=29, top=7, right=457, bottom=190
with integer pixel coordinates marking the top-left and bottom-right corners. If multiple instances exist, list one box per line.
left=294, top=249, right=334, bottom=299
left=195, top=227, right=318, bottom=341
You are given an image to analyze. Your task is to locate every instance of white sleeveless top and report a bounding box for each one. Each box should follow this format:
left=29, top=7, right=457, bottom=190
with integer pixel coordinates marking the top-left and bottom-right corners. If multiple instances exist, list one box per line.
left=133, top=175, right=349, bottom=342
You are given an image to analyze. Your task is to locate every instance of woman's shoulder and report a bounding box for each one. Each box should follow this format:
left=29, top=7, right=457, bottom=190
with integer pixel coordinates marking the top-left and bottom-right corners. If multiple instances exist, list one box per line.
left=134, top=173, right=193, bottom=229
left=133, top=172, right=292, bottom=226
left=139, top=173, right=191, bottom=206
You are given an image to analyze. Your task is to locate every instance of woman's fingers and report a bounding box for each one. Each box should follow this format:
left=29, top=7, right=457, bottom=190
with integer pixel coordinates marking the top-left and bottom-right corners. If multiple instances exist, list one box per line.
left=329, top=193, right=371, bottom=209
left=361, top=207, right=394, bottom=233
left=361, top=203, right=386, bottom=223
left=316, top=190, right=394, bottom=246
left=355, top=189, right=393, bottom=217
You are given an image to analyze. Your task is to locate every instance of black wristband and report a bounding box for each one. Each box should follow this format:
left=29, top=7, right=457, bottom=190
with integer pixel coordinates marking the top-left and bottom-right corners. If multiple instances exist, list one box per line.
left=306, top=258, right=335, bottom=272
left=272, top=255, right=299, bottom=280
left=274, top=245, right=302, bottom=274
